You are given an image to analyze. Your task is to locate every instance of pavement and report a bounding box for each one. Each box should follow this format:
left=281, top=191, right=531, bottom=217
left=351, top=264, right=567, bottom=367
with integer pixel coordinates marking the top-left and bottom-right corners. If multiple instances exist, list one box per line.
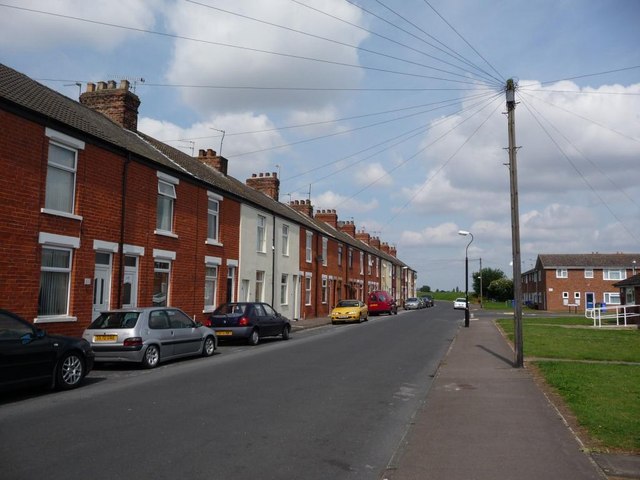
left=291, top=310, right=640, bottom=480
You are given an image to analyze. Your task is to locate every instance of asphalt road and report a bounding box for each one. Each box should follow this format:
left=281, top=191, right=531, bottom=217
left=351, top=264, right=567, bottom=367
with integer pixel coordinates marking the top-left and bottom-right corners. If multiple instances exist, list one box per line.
left=0, top=306, right=461, bottom=480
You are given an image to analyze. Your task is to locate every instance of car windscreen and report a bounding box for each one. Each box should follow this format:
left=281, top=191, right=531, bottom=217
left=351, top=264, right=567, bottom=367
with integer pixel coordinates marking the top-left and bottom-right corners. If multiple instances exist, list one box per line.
left=89, top=312, right=140, bottom=329
left=337, top=300, right=358, bottom=307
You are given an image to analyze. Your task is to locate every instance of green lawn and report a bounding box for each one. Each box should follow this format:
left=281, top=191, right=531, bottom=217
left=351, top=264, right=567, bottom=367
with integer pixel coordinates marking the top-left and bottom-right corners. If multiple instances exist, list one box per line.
left=496, top=317, right=640, bottom=452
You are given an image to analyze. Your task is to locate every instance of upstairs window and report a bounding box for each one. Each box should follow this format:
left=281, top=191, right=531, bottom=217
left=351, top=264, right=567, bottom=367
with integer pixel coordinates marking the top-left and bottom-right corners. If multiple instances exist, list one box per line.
left=257, top=215, right=267, bottom=253
left=338, top=244, right=343, bottom=266
left=207, top=196, right=220, bottom=242
left=306, top=231, right=313, bottom=263
left=282, top=224, right=289, bottom=256
left=322, top=237, right=328, bottom=266
left=555, top=269, right=568, bottom=279
left=603, top=269, right=625, bottom=281
left=157, top=174, right=178, bottom=234
left=584, top=269, right=594, bottom=279
left=45, top=143, right=78, bottom=214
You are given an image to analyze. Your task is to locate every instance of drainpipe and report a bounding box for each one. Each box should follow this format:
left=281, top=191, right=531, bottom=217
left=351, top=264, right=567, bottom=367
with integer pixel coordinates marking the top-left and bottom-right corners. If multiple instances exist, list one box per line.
left=117, top=152, right=131, bottom=308
left=271, top=215, right=276, bottom=306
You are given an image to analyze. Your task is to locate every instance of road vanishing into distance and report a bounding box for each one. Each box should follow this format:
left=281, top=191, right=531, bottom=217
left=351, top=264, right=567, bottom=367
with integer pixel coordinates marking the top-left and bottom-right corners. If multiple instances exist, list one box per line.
left=1, top=305, right=462, bottom=480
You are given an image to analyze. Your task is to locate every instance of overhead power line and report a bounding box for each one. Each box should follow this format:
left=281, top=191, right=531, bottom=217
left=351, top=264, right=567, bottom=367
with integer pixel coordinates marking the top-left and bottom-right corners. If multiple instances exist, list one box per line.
left=0, top=2, right=490, bottom=86
left=186, top=0, right=498, bottom=87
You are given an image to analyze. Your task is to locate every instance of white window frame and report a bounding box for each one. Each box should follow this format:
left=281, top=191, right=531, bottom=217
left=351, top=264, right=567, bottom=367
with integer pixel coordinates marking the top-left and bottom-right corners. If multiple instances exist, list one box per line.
left=38, top=246, right=73, bottom=320
left=321, top=275, right=328, bottom=304
left=306, top=231, right=313, bottom=263
left=603, top=292, right=621, bottom=305
left=156, top=172, right=179, bottom=237
left=305, top=274, right=312, bottom=306
left=603, top=269, right=625, bottom=281
left=584, top=269, right=594, bottom=279
left=338, top=244, right=343, bottom=266
left=257, top=215, right=267, bottom=253
left=152, top=249, right=175, bottom=307
left=204, top=264, right=219, bottom=312
left=280, top=273, right=288, bottom=305
left=255, top=270, right=265, bottom=301
left=282, top=224, right=289, bottom=256
left=206, top=192, right=222, bottom=245
left=322, top=237, right=328, bottom=267
left=360, top=252, right=364, bottom=275
left=556, top=269, right=568, bottom=279
left=562, top=291, right=569, bottom=299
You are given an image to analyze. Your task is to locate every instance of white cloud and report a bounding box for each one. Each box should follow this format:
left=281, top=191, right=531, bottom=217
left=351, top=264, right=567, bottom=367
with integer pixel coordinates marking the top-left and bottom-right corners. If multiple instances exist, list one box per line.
left=163, top=0, right=368, bottom=114
left=311, top=190, right=379, bottom=214
left=0, top=0, right=159, bottom=51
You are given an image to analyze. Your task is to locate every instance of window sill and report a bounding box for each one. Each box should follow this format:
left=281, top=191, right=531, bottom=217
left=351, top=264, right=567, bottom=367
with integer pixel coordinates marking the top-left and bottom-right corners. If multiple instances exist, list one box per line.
left=202, top=308, right=215, bottom=314
left=34, top=315, right=77, bottom=324
left=155, top=229, right=178, bottom=239
left=41, top=208, right=83, bottom=221
left=205, top=239, right=223, bottom=247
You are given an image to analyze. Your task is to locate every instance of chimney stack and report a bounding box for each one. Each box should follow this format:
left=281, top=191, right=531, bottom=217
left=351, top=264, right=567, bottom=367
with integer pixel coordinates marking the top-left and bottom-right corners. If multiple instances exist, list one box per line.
left=356, top=229, right=371, bottom=245
left=370, top=236, right=381, bottom=250
left=246, top=172, right=280, bottom=201
left=197, top=149, right=228, bottom=175
left=289, top=199, right=313, bottom=217
left=315, top=209, right=338, bottom=228
left=338, top=220, right=356, bottom=238
left=80, top=79, right=140, bottom=130
left=381, top=242, right=391, bottom=254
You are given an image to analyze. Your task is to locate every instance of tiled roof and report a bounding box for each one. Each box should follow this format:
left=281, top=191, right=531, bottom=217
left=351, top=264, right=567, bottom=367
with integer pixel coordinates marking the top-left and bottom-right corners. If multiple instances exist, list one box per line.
left=538, top=253, right=640, bottom=269
left=0, top=63, right=403, bottom=265
left=613, top=273, right=640, bottom=287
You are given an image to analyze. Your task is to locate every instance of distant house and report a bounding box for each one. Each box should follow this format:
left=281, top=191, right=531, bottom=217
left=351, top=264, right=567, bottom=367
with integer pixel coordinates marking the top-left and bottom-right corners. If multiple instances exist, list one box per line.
left=613, top=273, right=640, bottom=307
left=521, top=253, right=639, bottom=312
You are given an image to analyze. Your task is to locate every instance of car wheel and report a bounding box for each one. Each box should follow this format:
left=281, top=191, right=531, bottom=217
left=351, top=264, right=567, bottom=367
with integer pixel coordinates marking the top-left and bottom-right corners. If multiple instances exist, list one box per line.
left=202, top=336, right=216, bottom=357
left=247, top=329, right=259, bottom=346
left=282, top=325, right=291, bottom=340
left=142, top=345, right=160, bottom=369
left=56, top=352, right=85, bottom=390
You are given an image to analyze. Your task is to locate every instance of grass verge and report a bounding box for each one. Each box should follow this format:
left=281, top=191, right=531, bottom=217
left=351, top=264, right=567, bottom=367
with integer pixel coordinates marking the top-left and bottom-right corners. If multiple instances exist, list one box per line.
left=496, top=317, right=640, bottom=453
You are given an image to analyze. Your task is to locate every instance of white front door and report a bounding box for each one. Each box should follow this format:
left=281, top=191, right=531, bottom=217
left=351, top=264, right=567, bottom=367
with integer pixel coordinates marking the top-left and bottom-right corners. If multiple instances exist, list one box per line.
left=122, top=255, right=139, bottom=309
left=93, top=252, right=112, bottom=320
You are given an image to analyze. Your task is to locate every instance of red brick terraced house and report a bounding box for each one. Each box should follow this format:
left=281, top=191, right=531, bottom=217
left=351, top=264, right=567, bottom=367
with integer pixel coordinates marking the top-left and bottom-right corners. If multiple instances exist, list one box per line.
left=521, top=253, right=640, bottom=314
left=0, top=64, right=415, bottom=336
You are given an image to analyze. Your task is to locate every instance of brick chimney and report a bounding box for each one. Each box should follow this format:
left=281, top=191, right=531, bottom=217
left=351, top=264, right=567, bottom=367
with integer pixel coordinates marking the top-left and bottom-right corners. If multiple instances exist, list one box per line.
left=381, top=242, right=391, bottom=254
left=246, top=172, right=280, bottom=201
left=197, top=149, right=228, bottom=175
left=389, top=245, right=397, bottom=257
left=356, top=229, right=371, bottom=245
left=371, top=236, right=381, bottom=250
left=339, top=220, right=356, bottom=238
left=315, top=209, right=338, bottom=228
left=80, top=80, right=140, bottom=130
left=289, top=199, right=313, bottom=217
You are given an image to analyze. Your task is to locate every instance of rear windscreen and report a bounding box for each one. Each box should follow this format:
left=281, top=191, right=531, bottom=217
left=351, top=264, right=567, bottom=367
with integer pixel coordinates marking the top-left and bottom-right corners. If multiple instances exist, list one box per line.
left=89, top=312, right=140, bottom=329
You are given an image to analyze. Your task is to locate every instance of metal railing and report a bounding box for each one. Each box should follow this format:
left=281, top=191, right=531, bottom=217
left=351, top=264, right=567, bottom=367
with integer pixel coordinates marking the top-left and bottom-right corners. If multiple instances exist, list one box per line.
left=585, top=304, right=640, bottom=327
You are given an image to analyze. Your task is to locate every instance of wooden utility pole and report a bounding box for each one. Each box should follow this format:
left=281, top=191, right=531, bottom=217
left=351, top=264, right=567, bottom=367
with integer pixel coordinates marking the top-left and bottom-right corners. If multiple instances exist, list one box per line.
left=506, top=79, right=524, bottom=368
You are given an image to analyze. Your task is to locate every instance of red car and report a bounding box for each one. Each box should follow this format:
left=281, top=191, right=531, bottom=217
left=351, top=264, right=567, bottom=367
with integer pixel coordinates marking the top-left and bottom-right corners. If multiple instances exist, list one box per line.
left=367, top=291, right=398, bottom=316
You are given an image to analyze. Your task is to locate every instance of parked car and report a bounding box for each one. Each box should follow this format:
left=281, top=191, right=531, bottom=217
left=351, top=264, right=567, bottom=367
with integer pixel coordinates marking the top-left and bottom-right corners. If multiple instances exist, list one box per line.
left=453, top=298, right=468, bottom=310
left=367, top=291, right=398, bottom=316
left=422, top=295, right=434, bottom=308
left=330, top=299, right=368, bottom=324
left=404, top=297, right=421, bottom=310
left=0, top=309, right=94, bottom=391
left=83, top=307, right=217, bottom=369
left=206, top=302, right=291, bottom=345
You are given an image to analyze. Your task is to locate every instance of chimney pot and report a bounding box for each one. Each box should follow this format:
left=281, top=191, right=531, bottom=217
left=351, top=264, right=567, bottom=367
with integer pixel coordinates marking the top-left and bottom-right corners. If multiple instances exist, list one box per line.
left=107, top=80, right=116, bottom=89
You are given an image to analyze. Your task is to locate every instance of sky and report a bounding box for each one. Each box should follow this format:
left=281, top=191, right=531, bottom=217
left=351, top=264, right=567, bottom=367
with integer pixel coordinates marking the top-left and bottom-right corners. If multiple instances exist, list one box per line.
left=2, top=0, right=639, bottom=291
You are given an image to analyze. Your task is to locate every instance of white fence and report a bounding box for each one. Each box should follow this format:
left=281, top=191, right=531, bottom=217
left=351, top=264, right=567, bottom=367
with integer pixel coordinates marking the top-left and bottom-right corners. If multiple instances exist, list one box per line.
left=585, top=304, right=640, bottom=327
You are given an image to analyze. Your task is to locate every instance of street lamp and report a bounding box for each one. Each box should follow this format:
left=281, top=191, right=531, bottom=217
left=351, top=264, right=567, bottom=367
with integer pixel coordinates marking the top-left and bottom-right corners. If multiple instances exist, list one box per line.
left=458, top=230, right=474, bottom=328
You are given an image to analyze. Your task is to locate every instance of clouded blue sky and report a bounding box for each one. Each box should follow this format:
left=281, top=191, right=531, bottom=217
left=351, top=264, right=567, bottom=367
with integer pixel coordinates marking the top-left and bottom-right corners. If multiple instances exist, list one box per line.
left=2, top=0, right=639, bottom=290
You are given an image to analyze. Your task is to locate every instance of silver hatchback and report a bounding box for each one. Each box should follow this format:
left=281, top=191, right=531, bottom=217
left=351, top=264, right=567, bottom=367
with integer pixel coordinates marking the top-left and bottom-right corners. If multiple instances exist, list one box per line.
left=83, top=307, right=217, bottom=368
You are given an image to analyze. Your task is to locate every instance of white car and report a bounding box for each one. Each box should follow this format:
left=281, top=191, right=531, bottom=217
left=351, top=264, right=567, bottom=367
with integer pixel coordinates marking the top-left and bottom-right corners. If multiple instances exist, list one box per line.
left=453, top=298, right=468, bottom=310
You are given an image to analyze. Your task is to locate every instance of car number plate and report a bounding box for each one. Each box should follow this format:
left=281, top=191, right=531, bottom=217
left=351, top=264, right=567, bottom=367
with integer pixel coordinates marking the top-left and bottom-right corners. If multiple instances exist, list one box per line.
left=216, top=331, right=233, bottom=336
left=370, top=303, right=378, bottom=307
left=338, top=316, right=349, bottom=319
left=94, top=334, right=117, bottom=342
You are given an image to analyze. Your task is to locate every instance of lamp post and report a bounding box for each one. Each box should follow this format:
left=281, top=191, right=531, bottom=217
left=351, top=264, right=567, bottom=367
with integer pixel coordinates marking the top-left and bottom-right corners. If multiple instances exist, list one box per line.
left=458, top=230, right=474, bottom=327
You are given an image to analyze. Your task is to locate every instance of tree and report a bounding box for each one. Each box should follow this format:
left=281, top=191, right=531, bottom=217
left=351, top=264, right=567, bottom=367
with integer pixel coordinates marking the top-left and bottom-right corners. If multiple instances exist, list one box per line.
left=419, top=285, right=431, bottom=293
left=487, top=277, right=514, bottom=302
left=473, top=268, right=506, bottom=298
